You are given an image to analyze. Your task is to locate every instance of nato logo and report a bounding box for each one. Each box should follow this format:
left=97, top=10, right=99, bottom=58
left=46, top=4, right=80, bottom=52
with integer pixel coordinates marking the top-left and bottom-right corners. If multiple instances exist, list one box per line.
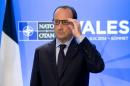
left=18, top=21, right=37, bottom=41
left=18, top=21, right=55, bottom=41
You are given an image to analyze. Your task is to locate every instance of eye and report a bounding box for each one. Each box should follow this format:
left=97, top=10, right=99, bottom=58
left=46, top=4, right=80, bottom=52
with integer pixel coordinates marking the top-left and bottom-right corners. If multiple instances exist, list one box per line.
left=62, top=20, right=70, bottom=25
left=54, top=20, right=60, bottom=25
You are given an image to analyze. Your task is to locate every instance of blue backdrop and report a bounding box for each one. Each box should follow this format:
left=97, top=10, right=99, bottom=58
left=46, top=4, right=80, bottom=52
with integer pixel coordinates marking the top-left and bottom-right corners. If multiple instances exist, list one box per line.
left=0, top=0, right=130, bottom=86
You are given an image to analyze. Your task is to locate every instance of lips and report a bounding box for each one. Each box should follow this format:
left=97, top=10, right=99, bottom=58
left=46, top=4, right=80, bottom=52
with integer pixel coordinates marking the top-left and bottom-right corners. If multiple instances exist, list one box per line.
left=57, top=30, right=64, bottom=34
left=57, top=32, right=64, bottom=35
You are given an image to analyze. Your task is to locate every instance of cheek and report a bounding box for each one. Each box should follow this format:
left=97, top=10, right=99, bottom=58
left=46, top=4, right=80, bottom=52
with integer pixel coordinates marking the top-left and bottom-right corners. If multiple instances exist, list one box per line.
left=54, top=28, right=56, bottom=33
left=66, top=25, right=72, bottom=32
left=68, top=24, right=74, bottom=30
left=54, top=27, right=58, bottom=32
left=64, top=27, right=72, bottom=34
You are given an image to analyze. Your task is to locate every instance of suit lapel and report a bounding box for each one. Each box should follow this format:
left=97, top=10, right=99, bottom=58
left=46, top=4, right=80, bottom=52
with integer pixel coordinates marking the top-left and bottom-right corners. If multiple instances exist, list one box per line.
left=60, top=38, right=78, bottom=78
left=47, top=39, right=59, bottom=80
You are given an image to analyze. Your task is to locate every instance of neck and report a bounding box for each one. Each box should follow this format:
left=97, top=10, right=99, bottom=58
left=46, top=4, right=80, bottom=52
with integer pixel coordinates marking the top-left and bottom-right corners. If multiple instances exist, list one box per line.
left=57, top=36, right=73, bottom=44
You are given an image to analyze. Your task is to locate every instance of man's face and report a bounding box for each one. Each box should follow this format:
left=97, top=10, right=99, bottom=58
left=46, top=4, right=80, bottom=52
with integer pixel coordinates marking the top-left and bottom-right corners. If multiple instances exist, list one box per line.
left=53, top=8, right=73, bottom=42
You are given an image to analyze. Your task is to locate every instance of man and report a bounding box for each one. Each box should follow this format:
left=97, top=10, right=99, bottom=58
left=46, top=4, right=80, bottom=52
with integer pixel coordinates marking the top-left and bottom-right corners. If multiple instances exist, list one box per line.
left=30, top=5, right=105, bottom=86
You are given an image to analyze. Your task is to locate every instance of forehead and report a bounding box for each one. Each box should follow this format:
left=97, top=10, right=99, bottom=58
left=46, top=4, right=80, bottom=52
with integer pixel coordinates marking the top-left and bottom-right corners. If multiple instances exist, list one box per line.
left=54, top=8, right=73, bottom=19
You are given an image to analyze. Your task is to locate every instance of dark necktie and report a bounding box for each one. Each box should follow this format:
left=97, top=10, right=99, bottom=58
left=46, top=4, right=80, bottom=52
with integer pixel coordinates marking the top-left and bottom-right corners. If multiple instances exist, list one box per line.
left=57, top=44, right=66, bottom=77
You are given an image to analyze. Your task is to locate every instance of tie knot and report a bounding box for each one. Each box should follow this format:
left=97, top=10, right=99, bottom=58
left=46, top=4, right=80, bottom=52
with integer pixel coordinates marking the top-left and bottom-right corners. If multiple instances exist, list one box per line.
left=59, top=44, right=66, bottom=50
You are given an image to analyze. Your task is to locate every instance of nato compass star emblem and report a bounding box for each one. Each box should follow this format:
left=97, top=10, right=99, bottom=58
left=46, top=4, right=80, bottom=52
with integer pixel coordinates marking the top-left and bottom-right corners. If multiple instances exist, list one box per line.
left=22, top=25, right=34, bottom=38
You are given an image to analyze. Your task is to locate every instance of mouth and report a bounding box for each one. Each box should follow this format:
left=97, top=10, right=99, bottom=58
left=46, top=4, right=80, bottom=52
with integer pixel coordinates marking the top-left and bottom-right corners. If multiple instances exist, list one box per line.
left=57, top=32, right=64, bottom=35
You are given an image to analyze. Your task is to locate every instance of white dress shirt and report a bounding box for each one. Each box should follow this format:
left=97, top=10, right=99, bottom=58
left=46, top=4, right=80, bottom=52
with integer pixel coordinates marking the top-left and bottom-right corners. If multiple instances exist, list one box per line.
left=56, top=35, right=85, bottom=64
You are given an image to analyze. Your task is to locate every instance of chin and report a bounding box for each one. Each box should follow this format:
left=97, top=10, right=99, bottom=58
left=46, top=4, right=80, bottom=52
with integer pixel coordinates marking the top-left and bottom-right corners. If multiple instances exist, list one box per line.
left=56, top=35, right=66, bottom=40
left=57, top=36, right=66, bottom=40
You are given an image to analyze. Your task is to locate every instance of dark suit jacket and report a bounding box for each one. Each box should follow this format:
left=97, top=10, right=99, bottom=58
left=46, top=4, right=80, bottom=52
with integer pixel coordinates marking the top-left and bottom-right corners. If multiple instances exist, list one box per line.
left=30, top=37, right=105, bottom=86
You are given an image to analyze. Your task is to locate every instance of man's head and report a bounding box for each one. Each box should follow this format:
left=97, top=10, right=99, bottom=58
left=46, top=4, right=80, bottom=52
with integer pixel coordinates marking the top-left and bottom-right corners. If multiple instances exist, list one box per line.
left=53, top=6, right=77, bottom=43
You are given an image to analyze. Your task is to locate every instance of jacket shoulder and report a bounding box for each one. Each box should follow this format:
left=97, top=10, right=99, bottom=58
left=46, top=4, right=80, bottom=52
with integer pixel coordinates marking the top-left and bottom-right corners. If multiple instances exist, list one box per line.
left=36, top=40, right=55, bottom=51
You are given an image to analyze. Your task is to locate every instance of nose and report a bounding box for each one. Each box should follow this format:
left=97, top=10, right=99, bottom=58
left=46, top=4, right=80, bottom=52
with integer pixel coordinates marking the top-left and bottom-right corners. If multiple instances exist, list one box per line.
left=57, top=23, right=63, bottom=30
